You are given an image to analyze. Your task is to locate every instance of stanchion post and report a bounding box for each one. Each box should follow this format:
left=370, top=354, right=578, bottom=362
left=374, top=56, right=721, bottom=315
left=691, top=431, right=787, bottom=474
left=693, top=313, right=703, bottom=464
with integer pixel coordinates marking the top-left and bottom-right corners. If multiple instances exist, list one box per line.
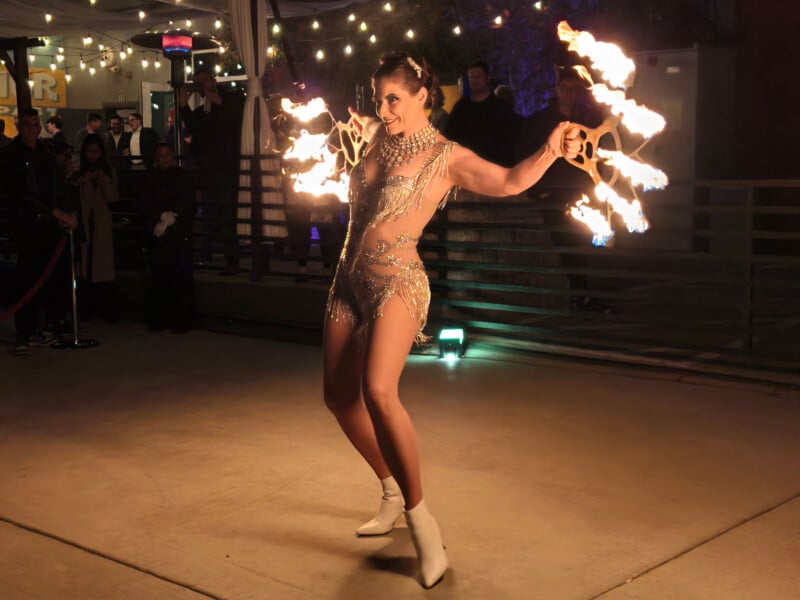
left=53, top=228, right=99, bottom=350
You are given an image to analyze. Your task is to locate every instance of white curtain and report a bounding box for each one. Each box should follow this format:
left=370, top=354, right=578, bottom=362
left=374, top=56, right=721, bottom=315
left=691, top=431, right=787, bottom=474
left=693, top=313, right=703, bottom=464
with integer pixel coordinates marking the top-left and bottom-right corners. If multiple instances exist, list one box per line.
left=230, top=0, right=286, bottom=240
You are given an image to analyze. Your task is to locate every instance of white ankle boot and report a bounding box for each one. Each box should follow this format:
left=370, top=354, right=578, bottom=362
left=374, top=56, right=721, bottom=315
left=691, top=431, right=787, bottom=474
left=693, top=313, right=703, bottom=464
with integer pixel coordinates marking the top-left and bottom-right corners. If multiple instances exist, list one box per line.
left=356, top=476, right=404, bottom=536
left=405, top=499, right=448, bottom=588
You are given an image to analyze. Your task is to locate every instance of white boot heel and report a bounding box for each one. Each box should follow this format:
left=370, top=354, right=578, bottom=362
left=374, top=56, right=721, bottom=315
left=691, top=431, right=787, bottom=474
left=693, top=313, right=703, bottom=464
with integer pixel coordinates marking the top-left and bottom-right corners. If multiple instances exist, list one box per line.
left=405, top=499, right=448, bottom=588
left=357, top=476, right=404, bottom=536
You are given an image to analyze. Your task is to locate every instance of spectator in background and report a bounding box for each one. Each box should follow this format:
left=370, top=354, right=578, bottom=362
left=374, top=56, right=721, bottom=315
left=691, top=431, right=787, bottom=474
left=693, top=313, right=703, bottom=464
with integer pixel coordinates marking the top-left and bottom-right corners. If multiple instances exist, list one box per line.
left=516, top=66, right=607, bottom=312
left=75, top=134, right=119, bottom=321
left=121, top=112, right=159, bottom=169
left=178, top=67, right=245, bottom=261
left=428, top=82, right=449, bottom=133
left=0, top=119, right=11, bottom=149
left=140, top=143, right=195, bottom=333
left=444, top=61, right=520, bottom=167
left=73, top=112, right=103, bottom=153
left=104, top=114, right=129, bottom=170
left=0, top=108, right=77, bottom=355
left=45, top=116, right=67, bottom=147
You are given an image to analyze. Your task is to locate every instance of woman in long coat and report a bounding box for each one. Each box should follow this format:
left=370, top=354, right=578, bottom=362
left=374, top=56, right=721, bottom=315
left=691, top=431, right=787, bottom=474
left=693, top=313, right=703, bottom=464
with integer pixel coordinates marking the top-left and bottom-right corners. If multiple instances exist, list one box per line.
left=76, top=134, right=119, bottom=320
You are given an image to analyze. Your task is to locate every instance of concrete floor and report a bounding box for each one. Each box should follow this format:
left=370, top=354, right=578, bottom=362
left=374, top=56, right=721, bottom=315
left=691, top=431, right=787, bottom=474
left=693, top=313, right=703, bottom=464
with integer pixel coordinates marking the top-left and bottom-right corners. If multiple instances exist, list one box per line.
left=1, top=321, right=799, bottom=600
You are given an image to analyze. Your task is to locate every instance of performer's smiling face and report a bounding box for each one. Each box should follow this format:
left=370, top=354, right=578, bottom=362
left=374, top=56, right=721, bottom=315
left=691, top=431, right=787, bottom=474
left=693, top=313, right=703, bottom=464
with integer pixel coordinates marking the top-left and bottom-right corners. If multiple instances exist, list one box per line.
left=372, top=75, right=427, bottom=137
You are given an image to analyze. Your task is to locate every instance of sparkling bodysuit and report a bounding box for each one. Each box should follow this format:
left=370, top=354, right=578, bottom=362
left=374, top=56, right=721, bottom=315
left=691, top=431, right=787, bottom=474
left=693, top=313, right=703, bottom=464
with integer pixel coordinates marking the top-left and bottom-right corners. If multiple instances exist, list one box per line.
left=327, top=129, right=455, bottom=343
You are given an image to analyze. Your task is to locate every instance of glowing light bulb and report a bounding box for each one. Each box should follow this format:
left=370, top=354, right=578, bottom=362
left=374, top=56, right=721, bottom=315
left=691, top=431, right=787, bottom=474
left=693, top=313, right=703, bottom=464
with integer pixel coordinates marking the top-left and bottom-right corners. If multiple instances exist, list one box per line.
left=359, top=22, right=367, bottom=32
left=139, top=10, right=145, bottom=20
left=494, top=15, right=503, bottom=26
left=344, top=44, right=352, bottom=55
left=50, top=62, right=56, bottom=71
left=219, top=46, right=226, bottom=54
left=185, top=65, right=191, bottom=74
left=315, top=49, right=325, bottom=61
left=348, top=14, right=356, bottom=22
left=534, top=1, right=543, bottom=10
left=266, top=46, right=274, bottom=57
left=369, top=34, right=377, bottom=44
left=383, top=2, right=392, bottom=11
left=452, top=25, right=461, bottom=35
left=28, top=80, right=34, bottom=88
left=215, top=19, right=222, bottom=29
left=141, top=58, right=148, bottom=68
left=80, top=59, right=86, bottom=69
left=272, top=23, right=280, bottom=34
left=66, top=73, right=72, bottom=82
left=99, top=59, right=106, bottom=67
left=154, top=59, right=161, bottom=69
left=312, top=20, right=319, bottom=30
left=56, top=54, right=64, bottom=63
left=119, top=51, right=126, bottom=60
left=127, top=45, right=133, bottom=54
left=89, top=66, right=96, bottom=75
left=214, top=64, right=222, bottom=73
left=45, top=12, right=52, bottom=23
left=185, top=19, right=192, bottom=28
left=406, top=29, right=415, bottom=39
left=83, top=36, right=92, bottom=46
left=98, top=43, right=104, bottom=50
left=58, top=47, right=64, bottom=54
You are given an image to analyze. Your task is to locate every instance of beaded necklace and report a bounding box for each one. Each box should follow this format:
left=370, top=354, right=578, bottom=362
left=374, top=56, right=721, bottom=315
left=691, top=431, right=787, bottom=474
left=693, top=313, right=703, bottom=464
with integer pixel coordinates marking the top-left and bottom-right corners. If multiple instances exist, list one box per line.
left=376, top=124, right=439, bottom=169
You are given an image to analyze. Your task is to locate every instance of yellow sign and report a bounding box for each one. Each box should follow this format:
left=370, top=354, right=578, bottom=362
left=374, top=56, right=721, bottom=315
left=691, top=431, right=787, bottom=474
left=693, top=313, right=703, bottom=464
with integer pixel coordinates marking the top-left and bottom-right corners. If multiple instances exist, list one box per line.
left=0, top=67, right=68, bottom=136
left=0, top=66, right=68, bottom=108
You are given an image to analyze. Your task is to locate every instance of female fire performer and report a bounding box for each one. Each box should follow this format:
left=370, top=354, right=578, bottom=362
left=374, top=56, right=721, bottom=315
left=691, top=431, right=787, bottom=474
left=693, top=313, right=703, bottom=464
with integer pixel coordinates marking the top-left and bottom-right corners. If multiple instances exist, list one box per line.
left=324, top=52, right=580, bottom=588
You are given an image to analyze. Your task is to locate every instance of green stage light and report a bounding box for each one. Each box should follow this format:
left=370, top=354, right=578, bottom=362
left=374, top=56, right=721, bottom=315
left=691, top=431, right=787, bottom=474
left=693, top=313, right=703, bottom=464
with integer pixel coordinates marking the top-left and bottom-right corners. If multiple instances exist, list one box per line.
left=438, top=328, right=465, bottom=360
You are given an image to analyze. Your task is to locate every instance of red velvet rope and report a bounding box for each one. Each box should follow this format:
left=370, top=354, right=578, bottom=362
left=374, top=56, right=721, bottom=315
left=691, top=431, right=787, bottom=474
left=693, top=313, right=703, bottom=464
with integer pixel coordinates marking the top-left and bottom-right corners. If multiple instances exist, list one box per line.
left=0, top=234, right=69, bottom=322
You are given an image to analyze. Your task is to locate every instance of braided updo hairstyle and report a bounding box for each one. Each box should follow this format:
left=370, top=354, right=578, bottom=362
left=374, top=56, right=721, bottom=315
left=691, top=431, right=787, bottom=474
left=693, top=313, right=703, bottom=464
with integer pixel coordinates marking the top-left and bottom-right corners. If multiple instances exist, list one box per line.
left=372, top=52, right=439, bottom=109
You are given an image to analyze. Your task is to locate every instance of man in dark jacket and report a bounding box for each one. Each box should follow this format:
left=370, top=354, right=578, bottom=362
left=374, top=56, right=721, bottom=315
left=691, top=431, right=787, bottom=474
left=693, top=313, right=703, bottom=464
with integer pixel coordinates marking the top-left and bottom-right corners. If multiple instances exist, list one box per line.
left=139, top=143, right=195, bottom=332
left=178, top=68, right=244, bottom=260
left=0, top=108, right=77, bottom=355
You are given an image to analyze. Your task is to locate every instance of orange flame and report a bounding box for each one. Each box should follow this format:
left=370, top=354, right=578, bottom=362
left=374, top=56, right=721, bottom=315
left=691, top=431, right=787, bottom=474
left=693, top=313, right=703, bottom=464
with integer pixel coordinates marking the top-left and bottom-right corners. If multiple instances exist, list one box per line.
left=596, top=149, right=668, bottom=190
left=557, top=21, right=635, bottom=89
left=569, top=196, right=615, bottom=246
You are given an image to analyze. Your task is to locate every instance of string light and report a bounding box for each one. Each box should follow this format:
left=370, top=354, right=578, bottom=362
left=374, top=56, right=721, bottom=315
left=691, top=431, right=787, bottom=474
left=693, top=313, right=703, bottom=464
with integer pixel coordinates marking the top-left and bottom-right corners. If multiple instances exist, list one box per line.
left=28, top=80, right=34, bottom=88
left=141, top=55, right=148, bottom=69
left=100, top=57, right=106, bottom=67
left=534, top=1, right=543, bottom=10
left=185, top=65, right=192, bottom=74
left=315, top=49, right=325, bottom=61
left=89, top=65, right=96, bottom=75
left=219, top=46, right=226, bottom=54
left=383, top=2, right=392, bottom=11
left=494, top=15, right=504, bottom=26
left=126, top=45, right=133, bottom=54
left=80, top=57, right=86, bottom=69
left=266, top=46, right=274, bottom=57
left=65, top=71, right=72, bottom=83
left=214, top=64, right=222, bottom=73
left=154, top=59, right=161, bottom=69
left=56, top=54, right=64, bottom=63
left=45, top=12, right=53, bottom=23
left=42, top=37, right=49, bottom=46
left=406, top=29, right=415, bottom=39
left=99, top=42, right=104, bottom=50
left=359, top=21, right=368, bottom=32
left=344, top=44, right=353, bottom=55
left=119, top=50, right=126, bottom=60
left=58, top=47, right=64, bottom=54
left=215, top=18, right=222, bottom=29
left=347, top=13, right=356, bottom=22
left=311, top=20, right=320, bottom=30
left=29, top=55, right=35, bottom=63
left=90, top=0, right=96, bottom=5
left=83, top=35, right=92, bottom=46
left=369, top=34, right=377, bottom=44
left=50, top=61, right=56, bottom=71
left=272, top=23, right=280, bottom=34
left=139, top=10, right=146, bottom=20
left=452, top=25, right=461, bottom=35
left=185, top=19, right=192, bottom=28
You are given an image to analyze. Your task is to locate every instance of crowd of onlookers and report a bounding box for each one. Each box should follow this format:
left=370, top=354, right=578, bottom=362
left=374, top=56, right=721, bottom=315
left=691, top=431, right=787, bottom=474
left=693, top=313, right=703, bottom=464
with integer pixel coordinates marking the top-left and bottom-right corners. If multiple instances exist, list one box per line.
left=1, top=58, right=606, bottom=356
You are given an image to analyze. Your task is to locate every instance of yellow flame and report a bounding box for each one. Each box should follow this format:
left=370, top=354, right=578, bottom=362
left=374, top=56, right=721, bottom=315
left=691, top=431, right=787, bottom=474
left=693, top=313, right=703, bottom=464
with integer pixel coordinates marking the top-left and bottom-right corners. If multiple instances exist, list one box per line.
left=557, top=21, right=635, bottom=89
left=281, top=97, right=328, bottom=122
left=589, top=84, right=666, bottom=138
left=594, top=183, right=649, bottom=233
left=569, top=196, right=615, bottom=246
left=285, top=129, right=349, bottom=203
left=596, top=149, right=668, bottom=190
left=284, top=130, right=332, bottom=161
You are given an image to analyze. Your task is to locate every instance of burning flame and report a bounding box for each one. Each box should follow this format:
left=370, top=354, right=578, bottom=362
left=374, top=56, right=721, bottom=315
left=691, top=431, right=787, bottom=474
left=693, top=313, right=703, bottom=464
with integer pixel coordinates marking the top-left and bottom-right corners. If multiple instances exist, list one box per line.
left=281, top=97, right=350, bottom=203
left=558, top=22, right=668, bottom=246
left=569, top=196, right=615, bottom=246
left=594, top=183, right=649, bottom=234
left=596, top=149, right=668, bottom=191
left=557, top=21, right=635, bottom=89
left=589, top=84, right=666, bottom=139
left=281, top=97, right=328, bottom=122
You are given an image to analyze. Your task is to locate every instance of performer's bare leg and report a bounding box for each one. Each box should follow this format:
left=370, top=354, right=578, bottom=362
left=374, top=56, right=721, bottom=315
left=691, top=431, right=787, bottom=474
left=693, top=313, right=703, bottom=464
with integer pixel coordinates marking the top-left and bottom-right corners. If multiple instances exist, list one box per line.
left=362, top=295, right=423, bottom=508
left=323, top=317, right=390, bottom=478
left=362, top=295, right=447, bottom=587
